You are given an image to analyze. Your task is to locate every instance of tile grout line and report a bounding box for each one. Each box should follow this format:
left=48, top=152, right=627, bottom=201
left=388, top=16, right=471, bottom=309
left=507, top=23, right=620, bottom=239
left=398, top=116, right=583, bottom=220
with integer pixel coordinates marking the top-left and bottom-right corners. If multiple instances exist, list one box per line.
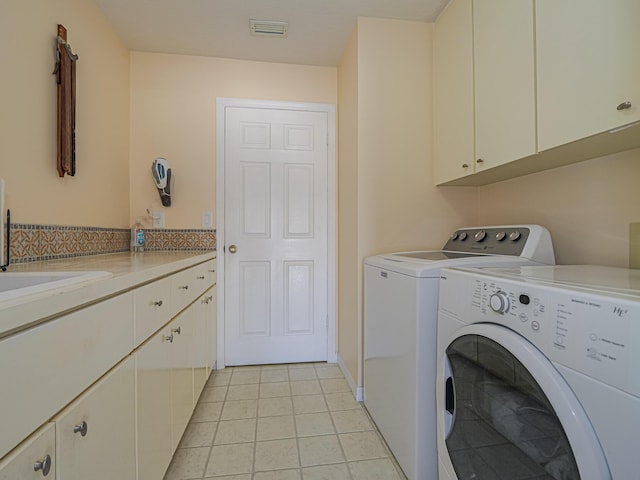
left=168, top=363, right=406, bottom=480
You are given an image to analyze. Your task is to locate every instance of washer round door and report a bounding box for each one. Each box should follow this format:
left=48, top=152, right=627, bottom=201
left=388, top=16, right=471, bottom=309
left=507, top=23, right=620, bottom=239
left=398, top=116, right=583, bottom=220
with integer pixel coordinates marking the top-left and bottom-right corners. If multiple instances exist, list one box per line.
left=437, top=324, right=611, bottom=480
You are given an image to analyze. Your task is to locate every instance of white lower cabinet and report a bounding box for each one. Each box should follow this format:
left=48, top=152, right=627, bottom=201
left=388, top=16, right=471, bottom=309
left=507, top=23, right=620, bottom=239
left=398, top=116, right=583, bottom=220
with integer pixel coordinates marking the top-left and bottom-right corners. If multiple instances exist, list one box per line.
left=193, top=286, right=216, bottom=399
left=55, top=357, right=135, bottom=480
left=169, top=310, right=195, bottom=450
left=0, top=423, right=56, bottom=479
left=0, top=255, right=217, bottom=480
left=136, top=327, right=173, bottom=480
left=135, top=309, right=201, bottom=479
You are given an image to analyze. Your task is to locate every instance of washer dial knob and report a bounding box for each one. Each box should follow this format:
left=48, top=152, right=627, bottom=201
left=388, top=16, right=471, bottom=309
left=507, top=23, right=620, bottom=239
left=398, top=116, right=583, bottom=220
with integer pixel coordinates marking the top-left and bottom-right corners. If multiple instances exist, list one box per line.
left=474, top=230, right=487, bottom=242
left=495, top=231, right=507, bottom=241
left=509, top=231, right=522, bottom=241
left=489, top=291, right=511, bottom=314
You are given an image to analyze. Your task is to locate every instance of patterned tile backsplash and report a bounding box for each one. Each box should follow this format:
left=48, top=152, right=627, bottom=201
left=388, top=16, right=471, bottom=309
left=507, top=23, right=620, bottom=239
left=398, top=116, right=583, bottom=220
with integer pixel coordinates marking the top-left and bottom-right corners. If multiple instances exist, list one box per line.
left=5, top=223, right=216, bottom=264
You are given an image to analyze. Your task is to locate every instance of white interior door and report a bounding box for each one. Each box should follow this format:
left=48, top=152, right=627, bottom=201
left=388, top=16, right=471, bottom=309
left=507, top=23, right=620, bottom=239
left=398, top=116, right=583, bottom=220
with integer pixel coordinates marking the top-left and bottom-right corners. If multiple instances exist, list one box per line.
left=223, top=104, right=329, bottom=366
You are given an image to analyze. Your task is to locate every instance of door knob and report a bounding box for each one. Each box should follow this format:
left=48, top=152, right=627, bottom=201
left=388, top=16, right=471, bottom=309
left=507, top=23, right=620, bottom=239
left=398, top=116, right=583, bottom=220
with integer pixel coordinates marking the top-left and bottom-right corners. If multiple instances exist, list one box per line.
left=228, top=245, right=238, bottom=254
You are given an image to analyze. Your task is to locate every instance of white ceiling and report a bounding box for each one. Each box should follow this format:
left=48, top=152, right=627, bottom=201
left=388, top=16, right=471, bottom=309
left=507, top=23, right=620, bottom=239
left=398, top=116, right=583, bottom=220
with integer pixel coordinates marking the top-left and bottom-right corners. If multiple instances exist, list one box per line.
left=93, top=0, right=450, bottom=67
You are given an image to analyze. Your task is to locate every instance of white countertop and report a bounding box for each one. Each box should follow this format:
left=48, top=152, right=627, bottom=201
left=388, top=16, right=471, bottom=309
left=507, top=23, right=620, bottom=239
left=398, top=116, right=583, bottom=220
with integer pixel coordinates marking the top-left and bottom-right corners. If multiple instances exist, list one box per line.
left=0, top=251, right=217, bottom=337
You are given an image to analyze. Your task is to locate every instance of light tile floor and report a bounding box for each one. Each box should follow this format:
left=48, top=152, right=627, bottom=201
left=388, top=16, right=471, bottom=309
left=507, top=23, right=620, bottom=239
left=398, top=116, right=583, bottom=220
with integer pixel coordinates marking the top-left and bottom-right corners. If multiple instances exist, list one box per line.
left=164, top=363, right=407, bottom=480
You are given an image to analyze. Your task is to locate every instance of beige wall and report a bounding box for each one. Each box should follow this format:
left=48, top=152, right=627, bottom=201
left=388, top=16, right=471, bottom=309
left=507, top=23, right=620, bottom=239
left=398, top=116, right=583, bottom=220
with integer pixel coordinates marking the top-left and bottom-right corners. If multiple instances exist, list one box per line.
left=0, top=0, right=130, bottom=227
left=129, top=53, right=337, bottom=228
left=478, top=147, right=640, bottom=267
left=337, top=26, right=360, bottom=387
left=337, top=17, right=477, bottom=387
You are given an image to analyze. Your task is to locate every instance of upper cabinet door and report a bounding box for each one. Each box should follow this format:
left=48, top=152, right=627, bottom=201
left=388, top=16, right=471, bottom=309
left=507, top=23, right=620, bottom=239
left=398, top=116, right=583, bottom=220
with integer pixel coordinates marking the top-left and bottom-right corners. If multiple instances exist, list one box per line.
left=474, top=0, right=536, bottom=170
left=433, top=0, right=474, bottom=185
left=537, top=0, right=640, bottom=151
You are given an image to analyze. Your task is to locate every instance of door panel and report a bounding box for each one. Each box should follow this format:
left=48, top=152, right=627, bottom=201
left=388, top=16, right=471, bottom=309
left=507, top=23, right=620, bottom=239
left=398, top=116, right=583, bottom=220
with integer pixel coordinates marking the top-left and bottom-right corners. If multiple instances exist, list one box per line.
left=239, top=261, right=271, bottom=336
left=224, top=106, right=328, bottom=365
left=242, top=163, right=270, bottom=236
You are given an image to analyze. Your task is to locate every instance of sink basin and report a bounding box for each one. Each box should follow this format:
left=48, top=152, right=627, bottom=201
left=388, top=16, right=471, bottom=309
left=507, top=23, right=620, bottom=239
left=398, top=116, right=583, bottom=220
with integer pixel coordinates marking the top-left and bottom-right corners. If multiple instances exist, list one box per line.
left=0, top=271, right=112, bottom=302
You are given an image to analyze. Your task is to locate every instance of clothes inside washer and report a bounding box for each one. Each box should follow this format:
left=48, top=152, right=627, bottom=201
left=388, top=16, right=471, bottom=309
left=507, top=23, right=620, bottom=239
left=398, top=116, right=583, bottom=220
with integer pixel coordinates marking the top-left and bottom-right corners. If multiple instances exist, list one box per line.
left=446, top=335, right=579, bottom=480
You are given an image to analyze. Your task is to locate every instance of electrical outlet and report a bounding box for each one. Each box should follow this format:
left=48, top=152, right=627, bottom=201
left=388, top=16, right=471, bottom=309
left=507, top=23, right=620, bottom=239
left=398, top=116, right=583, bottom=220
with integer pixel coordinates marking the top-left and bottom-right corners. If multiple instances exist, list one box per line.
left=201, top=211, right=213, bottom=228
left=152, top=211, right=165, bottom=228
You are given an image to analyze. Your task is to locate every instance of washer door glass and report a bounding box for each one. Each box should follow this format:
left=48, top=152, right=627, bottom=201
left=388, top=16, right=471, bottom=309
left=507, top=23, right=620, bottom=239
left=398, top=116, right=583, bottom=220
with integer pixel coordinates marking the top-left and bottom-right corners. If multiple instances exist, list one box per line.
left=445, top=334, right=579, bottom=480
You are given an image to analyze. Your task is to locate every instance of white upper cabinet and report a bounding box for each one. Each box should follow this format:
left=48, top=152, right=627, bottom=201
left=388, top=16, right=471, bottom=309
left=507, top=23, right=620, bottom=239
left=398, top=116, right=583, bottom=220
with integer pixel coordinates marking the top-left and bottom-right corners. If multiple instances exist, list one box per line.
left=474, top=0, right=536, bottom=170
left=434, top=0, right=640, bottom=186
left=536, top=0, right=640, bottom=151
left=434, top=0, right=536, bottom=185
left=433, top=0, right=474, bottom=185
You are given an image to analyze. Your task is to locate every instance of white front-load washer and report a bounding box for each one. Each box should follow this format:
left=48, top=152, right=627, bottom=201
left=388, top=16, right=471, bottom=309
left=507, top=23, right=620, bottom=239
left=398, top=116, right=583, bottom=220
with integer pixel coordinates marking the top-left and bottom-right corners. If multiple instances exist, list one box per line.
left=437, top=265, right=640, bottom=480
left=363, top=225, right=555, bottom=480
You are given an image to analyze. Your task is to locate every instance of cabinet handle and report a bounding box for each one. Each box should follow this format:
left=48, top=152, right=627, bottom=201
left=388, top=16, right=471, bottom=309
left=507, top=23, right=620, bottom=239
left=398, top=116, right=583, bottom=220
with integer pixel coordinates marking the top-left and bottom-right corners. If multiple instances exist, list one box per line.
left=172, top=326, right=182, bottom=335
left=34, top=454, right=52, bottom=476
left=152, top=300, right=163, bottom=307
left=163, top=333, right=174, bottom=343
left=462, top=163, right=469, bottom=168
left=196, top=275, right=206, bottom=280
left=73, top=421, right=88, bottom=437
left=476, top=158, right=484, bottom=163
left=208, top=269, right=216, bottom=273
left=202, top=295, right=213, bottom=304
left=617, top=101, right=632, bottom=111
left=179, top=285, right=189, bottom=290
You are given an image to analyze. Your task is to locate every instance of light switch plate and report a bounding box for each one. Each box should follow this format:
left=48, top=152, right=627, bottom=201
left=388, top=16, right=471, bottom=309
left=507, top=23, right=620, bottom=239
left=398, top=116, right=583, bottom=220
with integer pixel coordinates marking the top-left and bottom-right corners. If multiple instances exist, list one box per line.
left=201, top=211, right=213, bottom=228
left=630, top=223, right=640, bottom=269
left=152, top=211, right=165, bottom=228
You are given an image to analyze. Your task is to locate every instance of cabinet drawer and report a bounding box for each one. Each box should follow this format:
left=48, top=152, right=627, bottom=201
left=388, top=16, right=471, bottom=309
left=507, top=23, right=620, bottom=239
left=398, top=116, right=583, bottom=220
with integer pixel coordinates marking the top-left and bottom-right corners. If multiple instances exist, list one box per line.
left=169, top=269, right=196, bottom=317
left=134, top=277, right=171, bottom=346
left=55, top=357, right=135, bottom=480
left=196, top=259, right=217, bottom=292
left=0, top=293, right=134, bottom=459
left=0, top=423, right=56, bottom=480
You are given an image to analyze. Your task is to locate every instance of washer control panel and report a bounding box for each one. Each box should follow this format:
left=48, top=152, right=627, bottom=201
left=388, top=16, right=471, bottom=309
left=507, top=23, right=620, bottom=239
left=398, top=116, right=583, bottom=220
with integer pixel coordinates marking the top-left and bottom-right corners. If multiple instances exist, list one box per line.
left=472, top=279, right=547, bottom=337
left=460, top=273, right=640, bottom=398
left=442, top=227, right=531, bottom=256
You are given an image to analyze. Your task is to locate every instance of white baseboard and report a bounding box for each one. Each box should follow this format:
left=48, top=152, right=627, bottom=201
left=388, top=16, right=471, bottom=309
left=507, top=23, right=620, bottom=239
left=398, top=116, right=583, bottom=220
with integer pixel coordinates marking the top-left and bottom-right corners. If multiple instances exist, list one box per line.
left=336, top=353, right=364, bottom=402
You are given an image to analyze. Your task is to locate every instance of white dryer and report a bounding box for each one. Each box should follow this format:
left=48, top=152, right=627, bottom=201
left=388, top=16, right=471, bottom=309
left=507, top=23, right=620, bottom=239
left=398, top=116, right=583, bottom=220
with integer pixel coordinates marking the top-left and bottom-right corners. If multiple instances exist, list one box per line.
left=437, top=265, right=640, bottom=480
left=363, top=225, right=555, bottom=480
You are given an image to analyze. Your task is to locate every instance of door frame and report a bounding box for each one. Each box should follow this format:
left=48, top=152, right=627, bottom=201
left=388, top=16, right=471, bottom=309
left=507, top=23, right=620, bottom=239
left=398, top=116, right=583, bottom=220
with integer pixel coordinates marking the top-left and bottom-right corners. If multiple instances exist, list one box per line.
left=215, top=97, right=337, bottom=369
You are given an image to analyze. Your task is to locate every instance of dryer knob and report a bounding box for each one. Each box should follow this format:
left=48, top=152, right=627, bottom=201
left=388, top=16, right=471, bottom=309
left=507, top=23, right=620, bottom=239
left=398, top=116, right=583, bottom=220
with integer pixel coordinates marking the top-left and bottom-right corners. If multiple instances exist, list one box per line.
left=474, top=230, right=487, bottom=242
left=490, top=291, right=510, bottom=314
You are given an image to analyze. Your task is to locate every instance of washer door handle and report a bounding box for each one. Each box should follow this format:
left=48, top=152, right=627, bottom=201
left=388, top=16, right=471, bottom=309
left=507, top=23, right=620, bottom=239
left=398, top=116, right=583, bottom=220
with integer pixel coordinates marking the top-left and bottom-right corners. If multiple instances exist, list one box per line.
left=444, top=356, right=455, bottom=439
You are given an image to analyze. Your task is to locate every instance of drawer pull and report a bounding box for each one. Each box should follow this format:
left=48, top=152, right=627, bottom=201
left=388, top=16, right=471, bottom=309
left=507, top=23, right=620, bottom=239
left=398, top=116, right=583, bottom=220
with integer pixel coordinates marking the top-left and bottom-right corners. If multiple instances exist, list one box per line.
left=462, top=163, right=469, bottom=168
left=163, top=333, right=174, bottom=343
left=617, top=101, right=632, bottom=110
left=179, top=285, right=189, bottom=290
left=152, top=300, right=164, bottom=307
left=172, top=326, right=182, bottom=335
left=196, top=275, right=206, bottom=280
left=34, top=454, right=52, bottom=476
left=73, top=421, right=88, bottom=437
left=208, top=269, right=216, bottom=273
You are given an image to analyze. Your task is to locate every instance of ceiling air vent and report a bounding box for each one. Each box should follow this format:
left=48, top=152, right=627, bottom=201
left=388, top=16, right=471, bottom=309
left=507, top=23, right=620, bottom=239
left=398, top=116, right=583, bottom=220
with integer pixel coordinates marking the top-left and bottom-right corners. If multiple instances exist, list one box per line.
left=250, top=20, right=289, bottom=38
